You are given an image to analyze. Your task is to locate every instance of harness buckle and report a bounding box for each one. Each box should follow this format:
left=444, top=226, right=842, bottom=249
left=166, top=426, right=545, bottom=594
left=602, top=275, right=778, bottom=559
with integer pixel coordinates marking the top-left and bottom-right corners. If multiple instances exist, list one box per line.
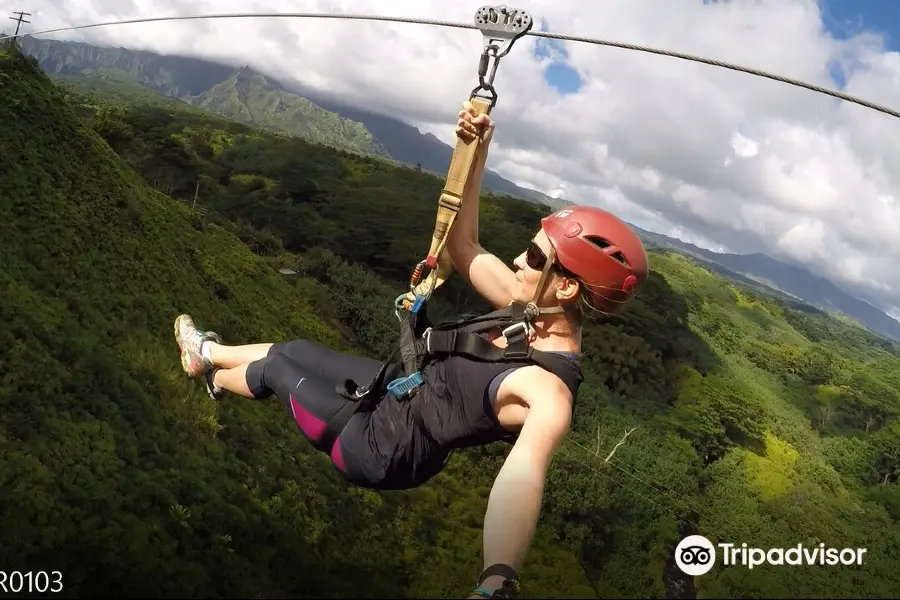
left=386, top=371, right=425, bottom=399
left=501, top=321, right=530, bottom=346
left=421, top=327, right=434, bottom=353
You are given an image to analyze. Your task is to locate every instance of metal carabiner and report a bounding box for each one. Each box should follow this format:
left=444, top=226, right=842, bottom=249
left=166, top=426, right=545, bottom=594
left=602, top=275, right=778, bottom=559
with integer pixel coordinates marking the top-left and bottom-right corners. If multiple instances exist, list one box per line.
left=470, top=46, right=500, bottom=106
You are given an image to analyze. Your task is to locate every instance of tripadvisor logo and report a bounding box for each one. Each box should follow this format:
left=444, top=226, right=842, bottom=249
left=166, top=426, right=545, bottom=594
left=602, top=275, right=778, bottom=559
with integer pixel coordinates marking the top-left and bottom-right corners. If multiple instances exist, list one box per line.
left=675, top=535, right=717, bottom=576
left=674, top=535, right=868, bottom=576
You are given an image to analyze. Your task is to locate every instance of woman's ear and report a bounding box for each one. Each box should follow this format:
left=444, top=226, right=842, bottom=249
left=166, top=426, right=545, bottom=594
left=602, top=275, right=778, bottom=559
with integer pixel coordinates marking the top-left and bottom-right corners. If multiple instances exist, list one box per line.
left=556, top=276, right=581, bottom=302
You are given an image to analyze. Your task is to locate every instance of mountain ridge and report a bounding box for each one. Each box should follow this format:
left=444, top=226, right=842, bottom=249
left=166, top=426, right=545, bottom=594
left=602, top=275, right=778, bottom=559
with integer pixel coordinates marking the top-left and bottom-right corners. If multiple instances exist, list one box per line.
left=15, top=34, right=554, bottom=205
left=291, top=89, right=570, bottom=209
left=182, top=67, right=389, bottom=157
left=633, top=225, right=900, bottom=341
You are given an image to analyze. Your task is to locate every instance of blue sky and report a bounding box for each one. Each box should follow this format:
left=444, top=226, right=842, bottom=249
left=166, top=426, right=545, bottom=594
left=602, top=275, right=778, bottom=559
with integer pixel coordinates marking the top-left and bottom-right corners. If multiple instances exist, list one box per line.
left=821, top=0, right=900, bottom=47
left=535, top=0, right=900, bottom=95
left=533, top=19, right=584, bottom=96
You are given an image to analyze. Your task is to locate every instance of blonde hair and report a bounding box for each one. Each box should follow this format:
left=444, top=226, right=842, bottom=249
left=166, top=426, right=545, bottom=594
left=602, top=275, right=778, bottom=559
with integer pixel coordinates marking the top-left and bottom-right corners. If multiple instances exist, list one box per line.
left=559, top=272, right=633, bottom=325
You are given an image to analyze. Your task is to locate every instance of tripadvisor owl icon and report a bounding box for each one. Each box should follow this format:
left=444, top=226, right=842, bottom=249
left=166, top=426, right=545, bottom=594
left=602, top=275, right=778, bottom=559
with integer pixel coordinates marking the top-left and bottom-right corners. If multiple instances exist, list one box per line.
left=675, top=535, right=717, bottom=576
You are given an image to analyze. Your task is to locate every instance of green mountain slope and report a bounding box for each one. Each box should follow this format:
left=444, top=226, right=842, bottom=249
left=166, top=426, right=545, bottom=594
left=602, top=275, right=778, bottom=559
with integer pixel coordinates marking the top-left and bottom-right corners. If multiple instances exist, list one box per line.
left=17, top=35, right=234, bottom=97
left=0, top=46, right=596, bottom=598
left=4, top=45, right=900, bottom=598
left=0, top=46, right=360, bottom=596
left=18, top=35, right=556, bottom=205
left=53, top=67, right=206, bottom=113
left=184, top=66, right=389, bottom=158
left=304, top=93, right=571, bottom=208
left=18, top=36, right=389, bottom=159
left=633, top=225, right=900, bottom=343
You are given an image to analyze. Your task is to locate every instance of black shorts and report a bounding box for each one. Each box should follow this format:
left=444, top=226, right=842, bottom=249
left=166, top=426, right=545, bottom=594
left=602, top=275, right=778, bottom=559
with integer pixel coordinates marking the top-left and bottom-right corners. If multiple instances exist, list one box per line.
left=244, top=340, right=450, bottom=490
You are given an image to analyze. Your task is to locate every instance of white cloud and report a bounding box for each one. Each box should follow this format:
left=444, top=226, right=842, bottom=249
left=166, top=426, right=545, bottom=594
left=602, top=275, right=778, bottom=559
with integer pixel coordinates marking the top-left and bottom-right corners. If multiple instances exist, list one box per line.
left=777, top=217, right=828, bottom=262
left=730, top=132, right=759, bottom=159
left=8, top=0, right=900, bottom=319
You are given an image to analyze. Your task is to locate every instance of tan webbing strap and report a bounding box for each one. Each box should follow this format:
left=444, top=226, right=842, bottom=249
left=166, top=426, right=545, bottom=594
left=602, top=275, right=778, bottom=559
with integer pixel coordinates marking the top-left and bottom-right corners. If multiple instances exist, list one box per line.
left=403, top=96, right=493, bottom=307
left=400, top=5, right=533, bottom=311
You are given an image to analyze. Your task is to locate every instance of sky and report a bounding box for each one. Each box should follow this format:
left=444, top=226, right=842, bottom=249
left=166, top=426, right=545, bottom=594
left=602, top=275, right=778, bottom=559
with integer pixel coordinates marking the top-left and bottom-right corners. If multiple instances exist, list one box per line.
left=4, top=0, right=900, bottom=321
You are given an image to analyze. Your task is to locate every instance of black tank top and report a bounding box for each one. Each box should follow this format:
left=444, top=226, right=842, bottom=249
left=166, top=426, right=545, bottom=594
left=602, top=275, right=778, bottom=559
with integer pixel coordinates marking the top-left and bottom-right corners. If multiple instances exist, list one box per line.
left=366, top=338, right=583, bottom=490
left=415, top=353, right=582, bottom=450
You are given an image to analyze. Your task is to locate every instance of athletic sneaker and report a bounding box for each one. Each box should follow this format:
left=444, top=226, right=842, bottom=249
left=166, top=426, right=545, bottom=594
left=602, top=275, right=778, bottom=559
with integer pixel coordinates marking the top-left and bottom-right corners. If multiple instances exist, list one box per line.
left=174, top=314, right=225, bottom=400
left=174, top=314, right=220, bottom=376
left=204, top=367, right=225, bottom=402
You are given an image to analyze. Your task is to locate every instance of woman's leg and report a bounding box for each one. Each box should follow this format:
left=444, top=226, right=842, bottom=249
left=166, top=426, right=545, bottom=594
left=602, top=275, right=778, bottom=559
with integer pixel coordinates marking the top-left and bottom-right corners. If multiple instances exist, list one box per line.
left=174, top=314, right=384, bottom=386
left=210, top=364, right=254, bottom=398
left=205, top=339, right=385, bottom=384
left=207, top=342, right=273, bottom=370
left=203, top=339, right=387, bottom=400
left=264, top=339, right=384, bottom=387
left=174, top=315, right=446, bottom=491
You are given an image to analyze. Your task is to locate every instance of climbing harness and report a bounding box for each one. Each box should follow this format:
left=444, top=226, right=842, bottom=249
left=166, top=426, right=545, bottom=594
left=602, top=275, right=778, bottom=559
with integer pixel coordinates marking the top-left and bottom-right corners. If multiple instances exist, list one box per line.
left=320, top=300, right=583, bottom=451
left=376, top=232, right=572, bottom=404
left=322, top=300, right=582, bottom=451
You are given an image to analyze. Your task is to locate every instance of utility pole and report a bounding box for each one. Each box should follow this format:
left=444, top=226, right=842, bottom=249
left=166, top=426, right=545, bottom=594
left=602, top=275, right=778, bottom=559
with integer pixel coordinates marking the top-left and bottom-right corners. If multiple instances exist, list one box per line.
left=9, top=11, right=31, bottom=36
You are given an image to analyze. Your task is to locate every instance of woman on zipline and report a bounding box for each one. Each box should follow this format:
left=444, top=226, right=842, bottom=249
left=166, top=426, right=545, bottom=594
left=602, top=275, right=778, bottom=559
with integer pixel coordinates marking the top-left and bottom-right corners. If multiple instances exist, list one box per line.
left=174, top=101, right=649, bottom=598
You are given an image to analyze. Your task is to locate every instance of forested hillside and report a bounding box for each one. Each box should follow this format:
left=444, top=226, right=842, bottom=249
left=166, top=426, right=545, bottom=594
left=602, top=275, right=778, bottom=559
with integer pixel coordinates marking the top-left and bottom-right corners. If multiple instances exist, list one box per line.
left=18, top=35, right=562, bottom=207
left=17, top=36, right=387, bottom=159
left=634, top=227, right=900, bottom=343
left=2, top=44, right=900, bottom=598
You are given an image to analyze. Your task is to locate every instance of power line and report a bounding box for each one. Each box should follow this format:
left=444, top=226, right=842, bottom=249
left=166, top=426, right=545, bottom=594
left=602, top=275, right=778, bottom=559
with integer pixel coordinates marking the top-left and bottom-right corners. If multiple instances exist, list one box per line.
left=8, top=10, right=30, bottom=36
left=0, top=10, right=898, bottom=121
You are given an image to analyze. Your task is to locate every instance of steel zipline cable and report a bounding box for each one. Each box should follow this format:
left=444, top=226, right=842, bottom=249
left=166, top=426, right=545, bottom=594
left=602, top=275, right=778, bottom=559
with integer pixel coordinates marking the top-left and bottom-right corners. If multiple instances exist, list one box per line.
left=2, top=10, right=900, bottom=121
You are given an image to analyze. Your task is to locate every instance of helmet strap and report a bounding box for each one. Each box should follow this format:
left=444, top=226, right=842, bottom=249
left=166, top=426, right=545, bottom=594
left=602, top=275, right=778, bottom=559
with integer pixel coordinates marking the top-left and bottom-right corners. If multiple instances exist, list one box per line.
left=526, top=245, right=565, bottom=322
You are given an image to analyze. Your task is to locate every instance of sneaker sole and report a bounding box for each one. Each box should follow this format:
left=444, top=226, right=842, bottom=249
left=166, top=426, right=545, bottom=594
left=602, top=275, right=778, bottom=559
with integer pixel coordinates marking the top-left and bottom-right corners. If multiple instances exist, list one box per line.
left=174, top=314, right=203, bottom=377
left=205, top=368, right=224, bottom=401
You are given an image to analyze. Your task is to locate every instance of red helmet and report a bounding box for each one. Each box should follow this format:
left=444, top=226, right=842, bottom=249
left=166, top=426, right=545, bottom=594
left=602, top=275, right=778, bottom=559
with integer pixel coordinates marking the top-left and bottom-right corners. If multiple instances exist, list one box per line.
left=540, top=206, right=649, bottom=314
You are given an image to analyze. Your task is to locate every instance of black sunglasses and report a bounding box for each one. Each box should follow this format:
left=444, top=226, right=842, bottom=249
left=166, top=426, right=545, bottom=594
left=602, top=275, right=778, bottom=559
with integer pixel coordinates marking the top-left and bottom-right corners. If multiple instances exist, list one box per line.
left=526, top=242, right=550, bottom=271
left=526, top=241, right=576, bottom=277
